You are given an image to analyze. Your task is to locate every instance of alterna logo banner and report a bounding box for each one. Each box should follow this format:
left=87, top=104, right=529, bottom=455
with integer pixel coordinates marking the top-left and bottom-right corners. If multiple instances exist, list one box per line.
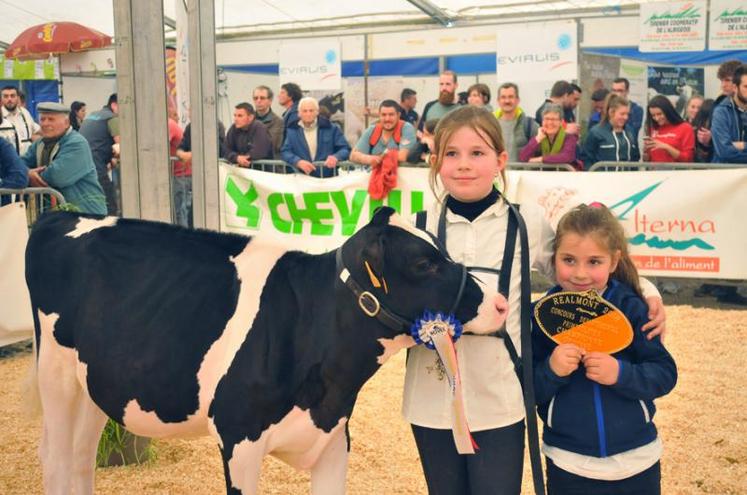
left=639, top=1, right=707, bottom=52
left=279, top=39, right=341, bottom=91
left=496, top=20, right=578, bottom=83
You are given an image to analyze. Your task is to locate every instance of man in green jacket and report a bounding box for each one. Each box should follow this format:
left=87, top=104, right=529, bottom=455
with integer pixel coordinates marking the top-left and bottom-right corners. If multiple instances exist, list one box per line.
left=22, top=102, right=106, bottom=215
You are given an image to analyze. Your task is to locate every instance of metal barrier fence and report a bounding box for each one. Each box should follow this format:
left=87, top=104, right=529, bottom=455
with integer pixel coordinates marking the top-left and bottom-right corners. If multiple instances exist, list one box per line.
left=506, top=162, right=577, bottom=171
left=589, top=161, right=747, bottom=172
left=232, top=159, right=578, bottom=173
left=0, top=187, right=66, bottom=228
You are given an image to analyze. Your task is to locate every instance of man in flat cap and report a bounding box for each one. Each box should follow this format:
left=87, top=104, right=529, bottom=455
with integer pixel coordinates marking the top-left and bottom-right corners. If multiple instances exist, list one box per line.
left=21, top=102, right=107, bottom=215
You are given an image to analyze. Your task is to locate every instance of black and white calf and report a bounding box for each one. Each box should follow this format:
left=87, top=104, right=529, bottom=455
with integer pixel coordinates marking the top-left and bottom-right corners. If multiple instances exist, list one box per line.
left=25, top=207, right=508, bottom=494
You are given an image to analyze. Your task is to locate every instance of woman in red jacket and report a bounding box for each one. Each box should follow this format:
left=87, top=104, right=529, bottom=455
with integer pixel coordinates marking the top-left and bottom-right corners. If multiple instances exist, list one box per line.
left=644, top=95, right=694, bottom=163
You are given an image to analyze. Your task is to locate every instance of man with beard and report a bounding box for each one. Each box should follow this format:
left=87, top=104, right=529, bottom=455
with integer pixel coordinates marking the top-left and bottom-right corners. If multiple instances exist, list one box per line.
left=1, top=85, right=40, bottom=155
left=694, top=59, right=742, bottom=158
left=712, top=64, right=747, bottom=164
left=350, top=100, right=416, bottom=166
left=21, top=102, right=106, bottom=214
left=418, top=71, right=460, bottom=131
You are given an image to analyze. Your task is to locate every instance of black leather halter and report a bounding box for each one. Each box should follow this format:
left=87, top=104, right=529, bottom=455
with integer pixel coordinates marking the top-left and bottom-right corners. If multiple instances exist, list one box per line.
left=335, top=245, right=468, bottom=334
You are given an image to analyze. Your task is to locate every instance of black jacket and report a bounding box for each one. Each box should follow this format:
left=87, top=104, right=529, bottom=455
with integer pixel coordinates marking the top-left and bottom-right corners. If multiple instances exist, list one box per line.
left=224, top=120, right=273, bottom=163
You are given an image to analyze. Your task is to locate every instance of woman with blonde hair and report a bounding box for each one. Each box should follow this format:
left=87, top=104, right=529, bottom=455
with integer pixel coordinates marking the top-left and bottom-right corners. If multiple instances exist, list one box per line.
left=582, top=93, right=640, bottom=169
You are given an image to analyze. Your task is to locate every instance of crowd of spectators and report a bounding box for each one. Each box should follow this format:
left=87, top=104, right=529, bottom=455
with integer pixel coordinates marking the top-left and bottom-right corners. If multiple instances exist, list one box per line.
left=1, top=58, right=746, bottom=222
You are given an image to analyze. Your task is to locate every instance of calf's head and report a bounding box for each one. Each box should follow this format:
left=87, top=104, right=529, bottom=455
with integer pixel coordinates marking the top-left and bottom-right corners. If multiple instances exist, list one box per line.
left=338, top=207, right=508, bottom=346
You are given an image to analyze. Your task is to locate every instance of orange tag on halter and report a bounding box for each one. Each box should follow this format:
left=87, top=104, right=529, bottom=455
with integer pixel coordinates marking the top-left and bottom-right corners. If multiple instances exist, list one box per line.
left=533, top=290, right=633, bottom=354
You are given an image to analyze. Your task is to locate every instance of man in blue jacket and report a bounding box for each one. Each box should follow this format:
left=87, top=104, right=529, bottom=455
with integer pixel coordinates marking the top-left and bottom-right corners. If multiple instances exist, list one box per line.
left=712, top=64, right=747, bottom=164
left=22, top=102, right=106, bottom=215
left=281, top=97, right=351, bottom=178
left=0, top=116, right=27, bottom=190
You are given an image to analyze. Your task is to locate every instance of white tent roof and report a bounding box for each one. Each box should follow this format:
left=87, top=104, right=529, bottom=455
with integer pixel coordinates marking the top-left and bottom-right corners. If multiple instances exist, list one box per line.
left=1, top=0, right=651, bottom=45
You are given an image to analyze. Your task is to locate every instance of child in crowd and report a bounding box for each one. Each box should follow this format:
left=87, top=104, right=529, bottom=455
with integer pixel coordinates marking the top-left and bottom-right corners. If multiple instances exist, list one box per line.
left=402, top=106, right=667, bottom=494
left=533, top=204, right=677, bottom=494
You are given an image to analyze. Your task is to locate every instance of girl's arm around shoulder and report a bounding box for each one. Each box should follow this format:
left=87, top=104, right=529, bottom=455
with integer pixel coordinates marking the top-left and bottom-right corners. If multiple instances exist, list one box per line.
left=520, top=201, right=556, bottom=280
left=639, top=277, right=667, bottom=339
left=610, top=293, right=677, bottom=401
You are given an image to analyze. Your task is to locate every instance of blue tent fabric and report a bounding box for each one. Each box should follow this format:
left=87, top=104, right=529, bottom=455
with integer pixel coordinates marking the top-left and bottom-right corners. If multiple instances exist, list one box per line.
left=0, top=80, right=60, bottom=121
left=445, top=53, right=496, bottom=74
left=220, top=48, right=745, bottom=78
left=221, top=57, right=440, bottom=77
left=582, top=47, right=746, bottom=66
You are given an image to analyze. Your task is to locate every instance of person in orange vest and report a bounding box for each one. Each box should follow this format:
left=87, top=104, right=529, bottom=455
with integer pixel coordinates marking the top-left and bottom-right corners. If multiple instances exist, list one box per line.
left=350, top=100, right=417, bottom=167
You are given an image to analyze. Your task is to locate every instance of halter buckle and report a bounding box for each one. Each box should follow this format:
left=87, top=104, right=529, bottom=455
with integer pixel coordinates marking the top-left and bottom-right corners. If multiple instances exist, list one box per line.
left=358, top=291, right=381, bottom=317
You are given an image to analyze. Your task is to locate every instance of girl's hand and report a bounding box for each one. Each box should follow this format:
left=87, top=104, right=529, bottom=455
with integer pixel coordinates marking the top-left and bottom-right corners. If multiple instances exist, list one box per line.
left=535, top=127, right=546, bottom=143
left=549, top=343, right=584, bottom=377
left=642, top=296, right=667, bottom=340
left=583, top=352, right=618, bottom=385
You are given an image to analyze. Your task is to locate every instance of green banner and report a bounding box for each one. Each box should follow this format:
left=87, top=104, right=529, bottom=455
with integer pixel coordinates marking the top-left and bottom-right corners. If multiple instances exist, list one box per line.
left=0, top=55, right=59, bottom=80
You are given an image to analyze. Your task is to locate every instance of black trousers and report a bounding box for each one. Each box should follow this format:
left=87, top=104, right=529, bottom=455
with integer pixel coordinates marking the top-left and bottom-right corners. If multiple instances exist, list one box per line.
left=411, top=420, right=525, bottom=495
left=97, top=169, right=119, bottom=216
left=546, top=458, right=661, bottom=495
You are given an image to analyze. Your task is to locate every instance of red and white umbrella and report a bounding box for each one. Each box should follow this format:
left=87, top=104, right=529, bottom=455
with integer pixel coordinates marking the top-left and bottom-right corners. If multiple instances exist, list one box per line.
left=4, top=22, right=112, bottom=60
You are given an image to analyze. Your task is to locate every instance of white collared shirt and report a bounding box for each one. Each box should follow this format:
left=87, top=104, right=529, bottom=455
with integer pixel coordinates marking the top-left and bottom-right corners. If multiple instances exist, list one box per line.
left=300, top=119, right=318, bottom=160
left=1, top=106, right=39, bottom=155
left=403, top=198, right=555, bottom=431
left=401, top=197, right=661, bottom=432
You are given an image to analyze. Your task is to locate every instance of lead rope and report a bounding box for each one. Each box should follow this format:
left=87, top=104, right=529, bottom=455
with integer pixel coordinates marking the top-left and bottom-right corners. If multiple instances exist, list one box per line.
left=509, top=201, right=545, bottom=495
left=435, top=197, right=545, bottom=495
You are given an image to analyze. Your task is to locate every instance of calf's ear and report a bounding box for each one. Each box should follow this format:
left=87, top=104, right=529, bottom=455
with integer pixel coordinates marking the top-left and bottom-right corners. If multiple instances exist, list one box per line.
left=370, top=206, right=396, bottom=226
left=361, top=232, right=386, bottom=278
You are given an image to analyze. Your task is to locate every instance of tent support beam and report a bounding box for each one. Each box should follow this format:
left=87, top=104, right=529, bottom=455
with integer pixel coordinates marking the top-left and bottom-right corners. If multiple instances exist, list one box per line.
left=186, top=0, right=220, bottom=230
left=114, top=0, right=172, bottom=222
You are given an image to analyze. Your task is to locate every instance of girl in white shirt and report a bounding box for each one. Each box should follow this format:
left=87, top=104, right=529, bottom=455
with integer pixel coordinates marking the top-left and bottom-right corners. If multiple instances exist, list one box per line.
left=402, top=106, right=666, bottom=495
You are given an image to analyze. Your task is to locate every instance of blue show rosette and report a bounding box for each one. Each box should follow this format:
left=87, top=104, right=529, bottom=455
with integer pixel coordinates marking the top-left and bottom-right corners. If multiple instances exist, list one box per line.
left=410, top=310, right=476, bottom=454
left=410, top=311, right=463, bottom=350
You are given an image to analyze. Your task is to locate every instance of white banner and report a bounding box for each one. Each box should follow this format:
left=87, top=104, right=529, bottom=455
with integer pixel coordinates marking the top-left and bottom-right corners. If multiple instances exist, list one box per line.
left=709, top=0, right=747, bottom=50
left=496, top=20, right=577, bottom=83
left=218, top=164, right=747, bottom=280
left=279, top=40, right=341, bottom=91
left=0, top=203, right=33, bottom=346
left=513, top=170, right=747, bottom=280
left=639, top=1, right=707, bottom=52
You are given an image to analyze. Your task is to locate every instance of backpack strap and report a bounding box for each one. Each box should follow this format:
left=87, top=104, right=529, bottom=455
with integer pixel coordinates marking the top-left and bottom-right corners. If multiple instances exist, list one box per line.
left=368, top=122, right=383, bottom=148
left=523, top=115, right=533, bottom=142
left=369, top=120, right=404, bottom=148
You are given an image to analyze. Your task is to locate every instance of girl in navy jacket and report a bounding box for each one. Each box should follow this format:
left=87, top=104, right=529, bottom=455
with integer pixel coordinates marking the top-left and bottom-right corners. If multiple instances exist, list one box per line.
left=532, top=204, right=677, bottom=494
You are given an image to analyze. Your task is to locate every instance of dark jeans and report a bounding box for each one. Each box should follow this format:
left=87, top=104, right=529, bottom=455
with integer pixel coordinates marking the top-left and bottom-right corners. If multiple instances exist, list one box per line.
left=546, top=458, right=661, bottom=495
left=411, top=420, right=525, bottom=495
left=97, top=168, right=119, bottom=216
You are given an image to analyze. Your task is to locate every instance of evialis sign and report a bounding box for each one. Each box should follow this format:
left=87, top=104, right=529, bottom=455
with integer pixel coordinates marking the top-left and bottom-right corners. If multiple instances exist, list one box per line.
left=279, top=40, right=341, bottom=91
left=496, top=20, right=578, bottom=82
